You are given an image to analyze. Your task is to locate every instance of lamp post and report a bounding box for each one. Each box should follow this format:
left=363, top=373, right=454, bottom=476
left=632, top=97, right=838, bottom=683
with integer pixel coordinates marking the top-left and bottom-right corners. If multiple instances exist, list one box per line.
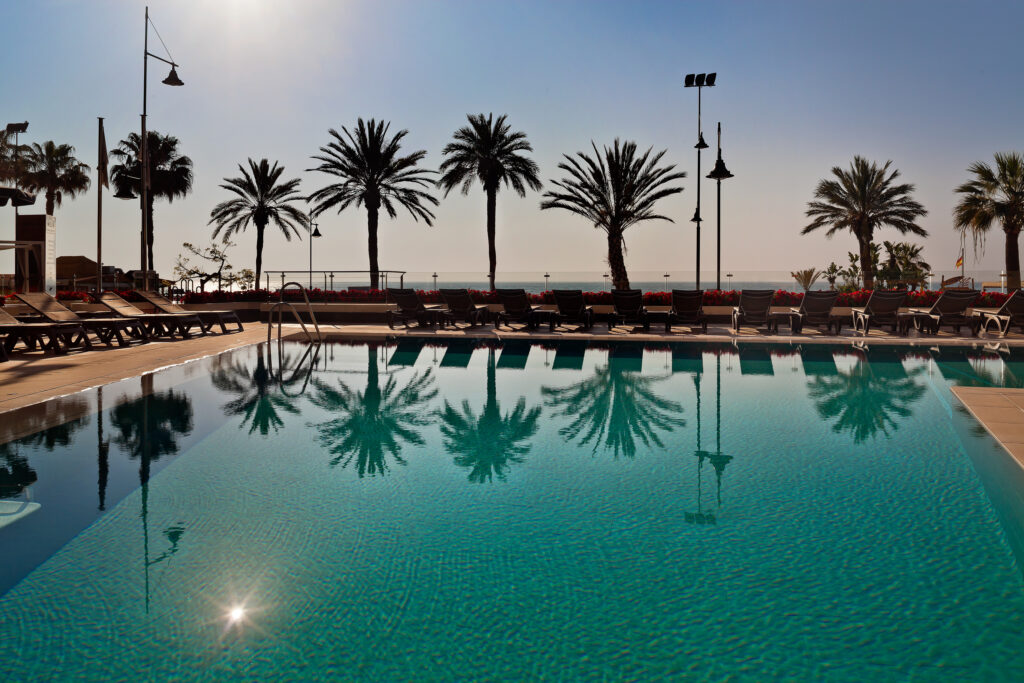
left=307, top=210, right=321, bottom=289
left=544, top=272, right=550, bottom=291
left=664, top=273, right=670, bottom=289
left=139, top=6, right=184, bottom=291
left=432, top=272, right=438, bottom=290
left=706, top=122, right=733, bottom=291
left=684, top=72, right=716, bottom=289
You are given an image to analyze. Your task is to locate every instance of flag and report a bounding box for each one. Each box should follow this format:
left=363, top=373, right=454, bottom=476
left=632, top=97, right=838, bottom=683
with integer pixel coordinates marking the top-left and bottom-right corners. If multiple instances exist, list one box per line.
left=97, top=117, right=109, bottom=189
left=955, top=252, right=963, bottom=269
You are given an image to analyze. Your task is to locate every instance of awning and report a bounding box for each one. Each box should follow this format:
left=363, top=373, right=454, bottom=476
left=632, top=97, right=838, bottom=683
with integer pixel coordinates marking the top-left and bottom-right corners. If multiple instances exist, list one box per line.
left=0, top=187, right=37, bottom=207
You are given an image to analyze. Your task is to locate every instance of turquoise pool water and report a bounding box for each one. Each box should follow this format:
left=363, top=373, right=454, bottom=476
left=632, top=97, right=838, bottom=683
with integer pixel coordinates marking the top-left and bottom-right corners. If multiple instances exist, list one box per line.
left=3, top=340, right=1024, bottom=680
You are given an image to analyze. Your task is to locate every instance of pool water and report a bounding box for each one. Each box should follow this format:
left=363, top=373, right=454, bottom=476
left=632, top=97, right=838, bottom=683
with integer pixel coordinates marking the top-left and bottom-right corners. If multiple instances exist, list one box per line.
left=3, top=340, right=1024, bottom=680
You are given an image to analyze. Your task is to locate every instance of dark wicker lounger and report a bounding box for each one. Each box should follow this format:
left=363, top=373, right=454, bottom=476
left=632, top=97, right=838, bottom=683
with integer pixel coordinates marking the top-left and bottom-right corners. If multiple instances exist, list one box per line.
left=495, top=289, right=543, bottom=330
left=95, top=292, right=206, bottom=339
left=386, top=288, right=448, bottom=329
left=666, top=289, right=707, bottom=334
left=0, top=307, right=91, bottom=359
left=907, top=289, right=979, bottom=336
left=790, top=290, right=841, bottom=334
left=550, top=290, right=594, bottom=332
left=136, top=290, right=243, bottom=334
left=977, top=290, right=1024, bottom=337
left=851, top=291, right=908, bottom=335
left=609, top=289, right=649, bottom=332
left=14, top=292, right=147, bottom=347
left=439, top=289, right=489, bottom=328
left=732, top=290, right=775, bottom=332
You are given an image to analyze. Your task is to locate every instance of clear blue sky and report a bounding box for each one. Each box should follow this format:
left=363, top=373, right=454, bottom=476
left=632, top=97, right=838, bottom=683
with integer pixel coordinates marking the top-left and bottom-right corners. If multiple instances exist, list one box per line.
left=2, top=0, right=1022, bottom=283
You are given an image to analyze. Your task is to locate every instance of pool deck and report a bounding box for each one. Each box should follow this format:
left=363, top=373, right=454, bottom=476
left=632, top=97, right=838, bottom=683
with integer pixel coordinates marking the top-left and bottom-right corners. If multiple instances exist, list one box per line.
left=953, top=387, right=1024, bottom=470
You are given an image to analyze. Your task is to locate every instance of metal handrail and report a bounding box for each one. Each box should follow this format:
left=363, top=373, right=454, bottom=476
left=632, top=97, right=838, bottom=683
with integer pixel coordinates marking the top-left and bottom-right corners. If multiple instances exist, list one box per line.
left=267, top=281, right=323, bottom=344
left=263, top=269, right=406, bottom=291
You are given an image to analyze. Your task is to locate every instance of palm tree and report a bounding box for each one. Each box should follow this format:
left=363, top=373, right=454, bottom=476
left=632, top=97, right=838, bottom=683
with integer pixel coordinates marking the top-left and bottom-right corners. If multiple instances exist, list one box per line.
left=309, top=345, right=437, bottom=476
left=18, top=141, right=91, bottom=215
left=438, top=114, right=542, bottom=290
left=308, top=119, right=438, bottom=289
left=110, top=131, right=194, bottom=274
left=803, top=156, right=927, bottom=289
left=0, top=128, right=24, bottom=184
left=542, top=355, right=685, bottom=458
left=208, top=158, right=306, bottom=286
left=954, top=152, right=1024, bottom=290
left=438, top=348, right=541, bottom=483
left=806, top=354, right=925, bottom=443
left=540, top=140, right=685, bottom=290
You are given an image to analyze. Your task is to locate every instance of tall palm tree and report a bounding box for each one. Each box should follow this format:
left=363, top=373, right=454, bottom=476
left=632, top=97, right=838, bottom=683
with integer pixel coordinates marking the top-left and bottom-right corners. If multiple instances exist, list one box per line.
left=803, top=156, right=927, bottom=289
left=542, top=355, right=685, bottom=459
left=18, top=141, right=91, bottom=215
left=540, top=140, right=685, bottom=290
left=0, top=128, right=24, bottom=184
left=208, top=158, right=306, bottom=286
left=309, top=345, right=437, bottom=476
left=438, top=348, right=541, bottom=483
left=438, top=114, right=542, bottom=290
left=308, top=119, right=438, bottom=289
left=110, top=131, right=194, bottom=274
left=954, top=152, right=1024, bottom=290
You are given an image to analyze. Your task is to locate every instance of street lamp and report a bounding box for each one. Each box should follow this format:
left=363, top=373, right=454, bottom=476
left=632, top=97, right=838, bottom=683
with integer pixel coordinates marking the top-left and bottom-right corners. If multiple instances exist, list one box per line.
left=139, top=6, right=184, bottom=291
left=664, top=273, right=670, bottom=289
left=603, top=273, right=610, bottom=290
left=544, top=272, right=550, bottom=290
left=706, top=122, right=734, bottom=291
left=684, top=72, right=716, bottom=289
left=308, top=211, right=321, bottom=289
left=432, top=272, right=438, bottom=290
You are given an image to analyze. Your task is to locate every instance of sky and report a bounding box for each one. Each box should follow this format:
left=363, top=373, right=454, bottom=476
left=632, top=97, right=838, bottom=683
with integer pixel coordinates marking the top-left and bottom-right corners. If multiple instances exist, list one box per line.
left=2, top=0, right=1023, bottom=285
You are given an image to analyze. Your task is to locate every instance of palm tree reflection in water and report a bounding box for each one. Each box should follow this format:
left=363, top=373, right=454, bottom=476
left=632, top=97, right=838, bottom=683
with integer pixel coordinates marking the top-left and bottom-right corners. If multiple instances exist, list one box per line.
left=807, top=350, right=926, bottom=443
left=438, top=347, right=542, bottom=483
left=542, top=346, right=685, bottom=458
left=210, top=344, right=315, bottom=435
left=310, top=345, right=437, bottom=476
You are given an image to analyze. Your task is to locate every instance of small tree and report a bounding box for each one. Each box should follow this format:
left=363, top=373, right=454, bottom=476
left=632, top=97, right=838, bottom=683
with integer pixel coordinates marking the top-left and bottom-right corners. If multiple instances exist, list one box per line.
left=236, top=268, right=256, bottom=291
left=791, top=268, right=822, bottom=292
left=174, top=241, right=235, bottom=292
left=822, top=263, right=842, bottom=290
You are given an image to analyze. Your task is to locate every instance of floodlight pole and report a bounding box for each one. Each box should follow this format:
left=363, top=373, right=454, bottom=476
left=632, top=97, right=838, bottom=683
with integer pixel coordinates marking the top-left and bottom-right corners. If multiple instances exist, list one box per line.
left=696, top=84, right=702, bottom=290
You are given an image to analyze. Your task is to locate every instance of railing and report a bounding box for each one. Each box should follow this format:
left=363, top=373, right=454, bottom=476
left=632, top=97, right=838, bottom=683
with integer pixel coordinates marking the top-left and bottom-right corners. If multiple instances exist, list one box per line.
left=262, top=270, right=406, bottom=291
left=267, top=282, right=322, bottom=345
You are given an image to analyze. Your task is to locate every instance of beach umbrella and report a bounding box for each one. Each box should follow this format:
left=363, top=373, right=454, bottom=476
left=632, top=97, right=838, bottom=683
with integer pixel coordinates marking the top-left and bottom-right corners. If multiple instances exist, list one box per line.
left=0, top=187, right=36, bottom=207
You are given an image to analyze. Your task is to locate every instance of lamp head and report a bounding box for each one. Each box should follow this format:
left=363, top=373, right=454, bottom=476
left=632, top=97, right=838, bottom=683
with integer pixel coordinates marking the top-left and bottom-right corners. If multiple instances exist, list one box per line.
left=695, top=133, right=709, bottom=150
left=162, top=66, right=184, bottom=87
left=684, top=73, right=696, bottom=87
left=705, top=72, right=717, bottom=87
left=114, top=186, right=138, bottom=200
left=691, top=208, right=702, bottom=223
left=695, top=73, right=706, bottom=87
left=707, top=157, right=733, bottom=180
left=311, top=226, right=322, bottom=238
left=5, top=121, right=28, bottom=134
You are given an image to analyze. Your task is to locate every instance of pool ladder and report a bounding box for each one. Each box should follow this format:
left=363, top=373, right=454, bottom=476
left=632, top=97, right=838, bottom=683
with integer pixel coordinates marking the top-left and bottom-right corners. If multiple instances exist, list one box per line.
left=267, top=282, right=323, bottom=344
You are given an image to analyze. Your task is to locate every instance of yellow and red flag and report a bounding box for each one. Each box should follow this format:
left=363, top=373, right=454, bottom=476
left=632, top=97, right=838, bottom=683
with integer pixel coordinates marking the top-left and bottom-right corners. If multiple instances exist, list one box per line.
left=955, top=252, right=964, bottom=269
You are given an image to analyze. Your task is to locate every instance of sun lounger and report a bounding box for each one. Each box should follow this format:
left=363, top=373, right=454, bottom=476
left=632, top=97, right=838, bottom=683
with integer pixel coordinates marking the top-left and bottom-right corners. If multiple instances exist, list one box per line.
left=136, top=290, right=243, bottom=334
left=550, top=290, right=594, bottom=332
left=14, top=292, right=146, bottom=347
left=608, top=290, right=649, bottom=332
left=666, top=290, right=707, bottom=334
left=906, top=290, right=979, bottom=336
left=851, top=291, right=908, bottom=335
left=439, top=289, right=488, bottom=328
left=0, top=307, right=91, bottom=358
left=732, top=290, right=775, bottom=333
left=790, top=291, right=841, bottom=334
left=495, top=289, right=543, bottom=330
left=976, top=290, right=1024, bottom=337
left=94, top=292, right=205, bottom=339
left=386, top=288, right=447, bottom=329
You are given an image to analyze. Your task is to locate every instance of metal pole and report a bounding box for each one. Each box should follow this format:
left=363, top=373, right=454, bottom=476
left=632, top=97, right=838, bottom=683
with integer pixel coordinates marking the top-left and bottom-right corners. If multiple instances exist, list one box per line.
left=716, top=178, right=721, bottom=291
left=308, top=211, right=313, bottom=289
left=695, top=85, right=702, bottom=290
left=140, top=6, right=149, bottom=291
left=97, top=117, right=103, bottom=294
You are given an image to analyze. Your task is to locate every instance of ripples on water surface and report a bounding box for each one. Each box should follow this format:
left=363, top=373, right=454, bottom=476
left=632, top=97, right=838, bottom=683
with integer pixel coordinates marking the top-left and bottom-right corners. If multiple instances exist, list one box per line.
left=2, top=340, right=1024, bottom=680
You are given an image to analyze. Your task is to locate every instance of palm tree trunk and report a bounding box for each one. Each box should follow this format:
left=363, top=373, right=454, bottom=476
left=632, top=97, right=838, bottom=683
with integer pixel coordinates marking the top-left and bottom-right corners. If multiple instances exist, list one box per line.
left=486, top=189, right=497, bottom=291
left=254, top=221, right=265, bottom=287
left=607, top=229, right=630, bottom=290
left=45, top=190, right=55, bottom=216
left=367, top=204, right=380, bottom=290
left=146, top=194, right=156, bottom=280
left=1007, top=228, right=1022, bottom=291
left=365, top=344, right=381, bottom=413
left=859, top=238, right=874, bottom=289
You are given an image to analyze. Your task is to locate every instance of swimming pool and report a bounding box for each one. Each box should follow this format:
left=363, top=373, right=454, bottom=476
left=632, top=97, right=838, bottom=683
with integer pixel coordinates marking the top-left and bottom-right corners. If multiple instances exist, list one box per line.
left=2, top=339, right=1024, bottom=680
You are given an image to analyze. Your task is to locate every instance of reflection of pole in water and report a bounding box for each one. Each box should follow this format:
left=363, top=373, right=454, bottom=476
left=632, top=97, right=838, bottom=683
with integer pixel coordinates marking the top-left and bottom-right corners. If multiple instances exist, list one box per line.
left=97, top=386, right=109, bottom=510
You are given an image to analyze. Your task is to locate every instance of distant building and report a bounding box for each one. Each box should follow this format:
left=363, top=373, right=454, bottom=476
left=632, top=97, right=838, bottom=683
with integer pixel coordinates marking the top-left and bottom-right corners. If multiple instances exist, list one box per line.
left=56, top=256, right=151, bottom=291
